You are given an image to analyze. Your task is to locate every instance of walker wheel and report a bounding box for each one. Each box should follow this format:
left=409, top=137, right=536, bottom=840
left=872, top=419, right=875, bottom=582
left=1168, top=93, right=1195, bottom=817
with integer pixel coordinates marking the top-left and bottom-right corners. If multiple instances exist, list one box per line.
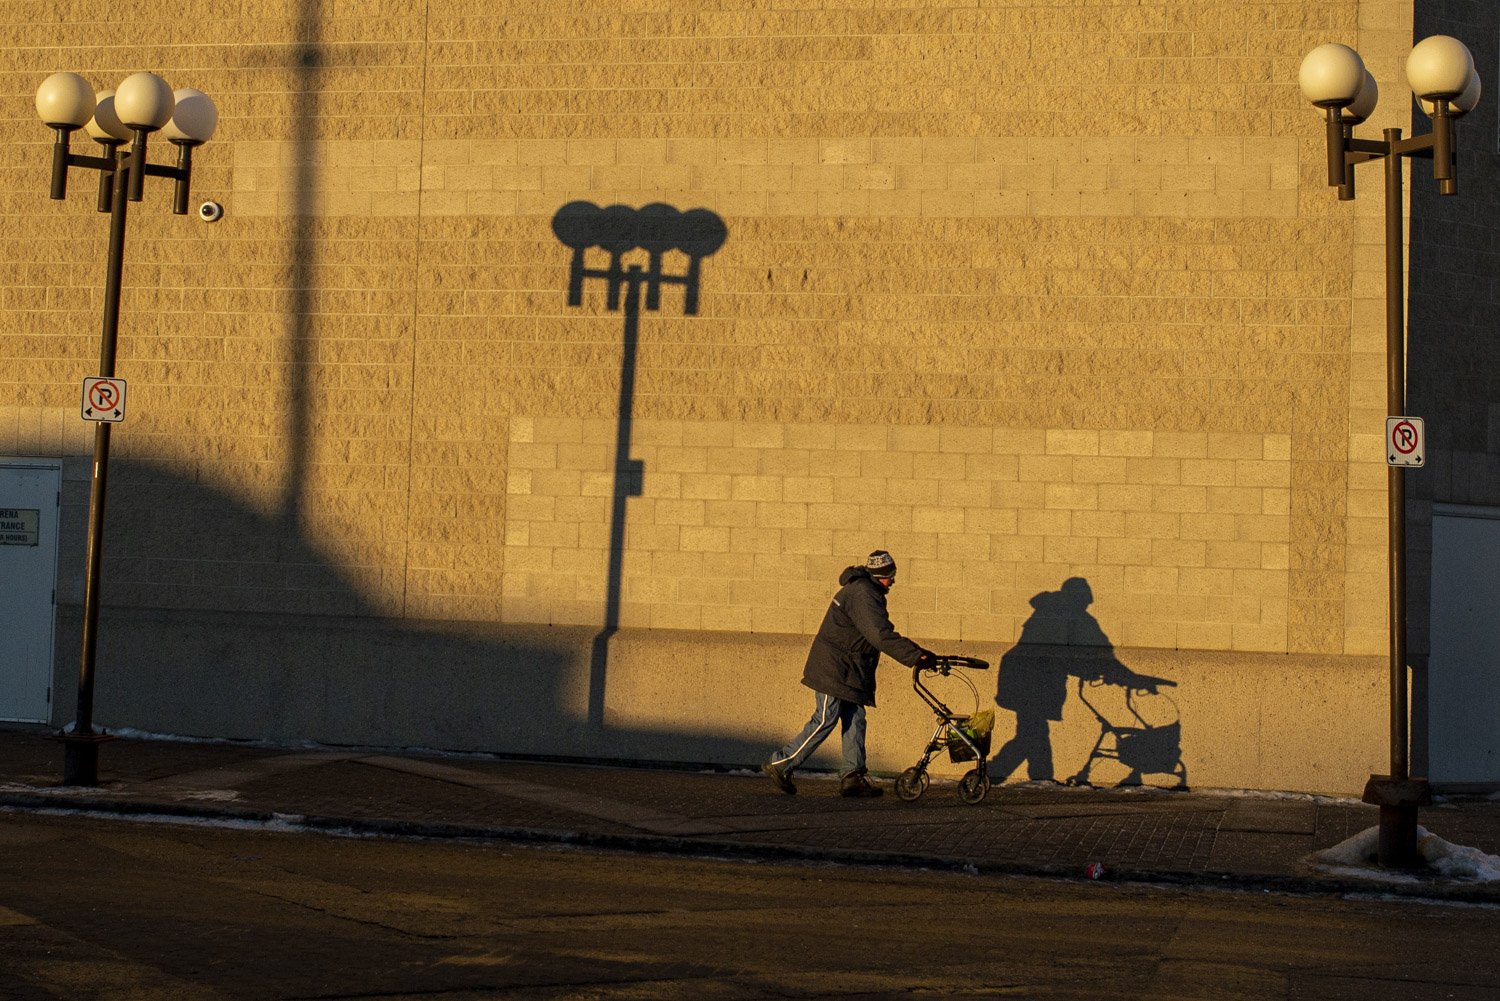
left=895, top=767, right=929, bottom=801
left=958, top=768, right=991, bottom=804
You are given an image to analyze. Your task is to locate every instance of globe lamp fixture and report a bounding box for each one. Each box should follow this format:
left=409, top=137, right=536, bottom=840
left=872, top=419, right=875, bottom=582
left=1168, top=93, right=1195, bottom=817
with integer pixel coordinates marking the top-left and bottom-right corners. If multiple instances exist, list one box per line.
left=1297, top=37, right=1481, bottom=869
left=32, top=71, right=219, bottom=787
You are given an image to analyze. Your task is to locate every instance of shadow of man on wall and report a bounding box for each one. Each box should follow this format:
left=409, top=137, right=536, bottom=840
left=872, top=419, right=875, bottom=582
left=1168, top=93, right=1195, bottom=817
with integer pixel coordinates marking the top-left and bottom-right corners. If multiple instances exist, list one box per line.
left=991, top=577, right=1184, bottom=788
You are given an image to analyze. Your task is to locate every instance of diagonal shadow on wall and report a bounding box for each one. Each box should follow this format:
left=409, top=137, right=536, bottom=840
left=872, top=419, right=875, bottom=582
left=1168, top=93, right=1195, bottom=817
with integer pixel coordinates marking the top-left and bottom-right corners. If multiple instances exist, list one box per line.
left=43, top=19, right=754, bottom=768
left=61, top=457, right=781, bottom=765
left=278, top=0, right=324, bottom=535
left=52, top=189, right=743, bottom=757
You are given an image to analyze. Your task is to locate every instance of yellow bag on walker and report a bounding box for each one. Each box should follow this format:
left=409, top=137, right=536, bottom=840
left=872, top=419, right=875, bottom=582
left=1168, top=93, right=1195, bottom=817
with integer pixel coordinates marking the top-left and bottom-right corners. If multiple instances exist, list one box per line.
left=945, top=708, right=994, bottom=762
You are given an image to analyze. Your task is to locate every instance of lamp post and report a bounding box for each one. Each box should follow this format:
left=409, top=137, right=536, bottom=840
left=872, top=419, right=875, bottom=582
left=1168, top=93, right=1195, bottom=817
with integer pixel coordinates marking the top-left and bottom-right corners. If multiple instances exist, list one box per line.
left=1299, top=37, right=1481, bottom=867
left=34, top=72, right=218, bottom=786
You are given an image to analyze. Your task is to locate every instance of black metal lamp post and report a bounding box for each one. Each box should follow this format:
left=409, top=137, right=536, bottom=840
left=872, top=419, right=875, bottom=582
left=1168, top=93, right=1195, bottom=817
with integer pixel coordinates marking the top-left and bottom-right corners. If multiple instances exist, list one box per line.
left=35, top=72, right=218, bottom=786
left=1298, top=37, right=1481, bottom=867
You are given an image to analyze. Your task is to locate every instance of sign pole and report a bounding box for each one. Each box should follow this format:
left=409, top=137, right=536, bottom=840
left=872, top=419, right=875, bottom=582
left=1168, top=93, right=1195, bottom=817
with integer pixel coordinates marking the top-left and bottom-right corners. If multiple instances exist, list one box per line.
left=61, top=146, right=131, bottom=786
left=1360, top=130, right=1431, bottom=866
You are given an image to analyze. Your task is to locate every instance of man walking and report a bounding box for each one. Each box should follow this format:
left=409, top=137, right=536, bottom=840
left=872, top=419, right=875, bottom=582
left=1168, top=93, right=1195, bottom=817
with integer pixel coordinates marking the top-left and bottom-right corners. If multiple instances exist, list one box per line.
left=763, top=550, right=933, bottom=797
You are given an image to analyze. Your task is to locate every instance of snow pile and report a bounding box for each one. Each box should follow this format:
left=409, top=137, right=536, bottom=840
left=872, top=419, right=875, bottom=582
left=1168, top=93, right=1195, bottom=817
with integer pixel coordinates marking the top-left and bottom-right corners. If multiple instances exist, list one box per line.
left=1315, top=825, right=1500, bottom=882
left=1423, top=833, right=1500, bottom=881
left=105, top=726, right=279, bottom=747
left=1211, top=786, right=1366, bottom=807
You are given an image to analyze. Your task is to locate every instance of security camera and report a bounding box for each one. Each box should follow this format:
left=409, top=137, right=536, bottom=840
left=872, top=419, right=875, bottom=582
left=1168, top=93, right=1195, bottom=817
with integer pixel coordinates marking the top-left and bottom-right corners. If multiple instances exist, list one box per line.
left=198, top=200, right=224, bottom=223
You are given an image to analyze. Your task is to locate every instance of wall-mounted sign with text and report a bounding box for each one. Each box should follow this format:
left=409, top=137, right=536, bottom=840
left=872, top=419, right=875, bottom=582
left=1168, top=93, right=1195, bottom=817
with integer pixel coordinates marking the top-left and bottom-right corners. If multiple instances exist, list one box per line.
left=0, top=508, right=40, bottom=546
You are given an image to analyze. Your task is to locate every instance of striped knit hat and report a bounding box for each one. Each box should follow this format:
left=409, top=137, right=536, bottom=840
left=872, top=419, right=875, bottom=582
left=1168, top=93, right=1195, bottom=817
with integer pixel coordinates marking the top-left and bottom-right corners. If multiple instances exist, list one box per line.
left=865, top=550, right=897, bottom=579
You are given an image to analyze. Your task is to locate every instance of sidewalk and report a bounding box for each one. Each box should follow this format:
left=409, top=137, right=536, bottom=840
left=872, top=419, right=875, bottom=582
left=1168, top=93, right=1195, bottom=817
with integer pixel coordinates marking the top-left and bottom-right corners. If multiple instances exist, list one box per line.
left=3, top=725, right=1498, bottom=902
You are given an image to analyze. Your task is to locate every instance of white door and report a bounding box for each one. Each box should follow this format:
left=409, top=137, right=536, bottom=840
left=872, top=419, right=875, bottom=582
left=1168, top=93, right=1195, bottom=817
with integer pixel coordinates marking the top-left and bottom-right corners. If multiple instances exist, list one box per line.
left=0, top=461, right=61, bottom=723
left=1429, top=505, right=1500, bottom=785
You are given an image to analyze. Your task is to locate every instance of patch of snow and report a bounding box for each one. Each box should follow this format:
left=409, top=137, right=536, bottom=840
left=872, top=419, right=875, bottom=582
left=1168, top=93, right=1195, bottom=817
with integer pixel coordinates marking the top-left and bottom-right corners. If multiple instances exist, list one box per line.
left=0, top=804, right=391, bottom=840
left=101, top=726, right=278, bottom=747
left=982, top=779, right=1093, bottom=793
left=1206, top=786, right=1366, bottom=807
left=1313, top=825, right=1500, bottom=883
left=1316, top=826, right=1395, bottom=876
left=1422, top=832, right=1500, bottom=881
left=0, top=781, right=132, bottom=798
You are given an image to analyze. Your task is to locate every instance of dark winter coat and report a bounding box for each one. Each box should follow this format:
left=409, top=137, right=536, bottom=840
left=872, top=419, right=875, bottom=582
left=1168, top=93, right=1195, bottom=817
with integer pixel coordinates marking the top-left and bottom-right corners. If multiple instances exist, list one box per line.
left=801, top=566, right=928, bottom=707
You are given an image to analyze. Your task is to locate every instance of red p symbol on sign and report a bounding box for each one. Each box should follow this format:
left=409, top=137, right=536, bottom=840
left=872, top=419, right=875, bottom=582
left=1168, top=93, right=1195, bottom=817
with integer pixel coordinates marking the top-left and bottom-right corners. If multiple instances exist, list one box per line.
left=81, top=377, right=127, bottom=423
left=1386, top=416, right=1424, bottom=467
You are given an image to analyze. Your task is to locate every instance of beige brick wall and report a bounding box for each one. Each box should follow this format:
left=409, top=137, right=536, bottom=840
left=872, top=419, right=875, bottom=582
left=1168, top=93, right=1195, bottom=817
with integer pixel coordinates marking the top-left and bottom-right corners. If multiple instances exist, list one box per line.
left=1, top=0, right=1413, bottom=661
left=503, top=416, right=1293, bottom=652
left=435, top=204, right=1364, bottom=655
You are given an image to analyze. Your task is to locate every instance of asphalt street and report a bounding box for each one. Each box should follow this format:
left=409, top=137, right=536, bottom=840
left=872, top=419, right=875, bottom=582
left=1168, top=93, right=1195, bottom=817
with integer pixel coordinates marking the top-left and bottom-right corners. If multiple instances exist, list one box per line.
left=4, top=812, right=1500, bottom=1001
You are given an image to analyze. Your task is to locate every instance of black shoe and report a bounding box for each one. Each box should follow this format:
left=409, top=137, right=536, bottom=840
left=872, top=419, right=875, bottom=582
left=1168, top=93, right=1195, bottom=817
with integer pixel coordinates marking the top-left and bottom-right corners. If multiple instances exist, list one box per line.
left=839, top=772, right=883, bottom=798
left=762, top=762, right=796, bottom=795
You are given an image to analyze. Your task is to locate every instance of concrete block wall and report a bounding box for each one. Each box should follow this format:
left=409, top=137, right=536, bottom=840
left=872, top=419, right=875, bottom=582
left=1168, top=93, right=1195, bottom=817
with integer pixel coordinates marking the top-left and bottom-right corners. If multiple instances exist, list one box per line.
left=0, top=0, right=1435, bottom=791
left=502, top=416, right=1297, bottom=653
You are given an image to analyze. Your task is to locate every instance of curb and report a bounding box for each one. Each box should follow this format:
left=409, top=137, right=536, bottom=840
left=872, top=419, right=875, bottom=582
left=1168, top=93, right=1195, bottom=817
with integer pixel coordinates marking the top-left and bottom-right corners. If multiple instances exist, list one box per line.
left=5, top=792, right=1500, bottom=905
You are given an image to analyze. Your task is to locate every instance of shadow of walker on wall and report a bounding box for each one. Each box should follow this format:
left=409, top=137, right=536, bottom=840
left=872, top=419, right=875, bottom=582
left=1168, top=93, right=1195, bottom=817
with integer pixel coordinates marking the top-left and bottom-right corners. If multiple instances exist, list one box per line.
left=551, top=202, right=728, bottom=730
left=991, top=577, right=1188, bottom=790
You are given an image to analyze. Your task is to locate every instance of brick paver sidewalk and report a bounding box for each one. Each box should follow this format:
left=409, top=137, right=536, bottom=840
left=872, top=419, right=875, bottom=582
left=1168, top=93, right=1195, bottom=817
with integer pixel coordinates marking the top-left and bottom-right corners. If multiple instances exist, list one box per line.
left=3, top=726, right=1498, bottom=901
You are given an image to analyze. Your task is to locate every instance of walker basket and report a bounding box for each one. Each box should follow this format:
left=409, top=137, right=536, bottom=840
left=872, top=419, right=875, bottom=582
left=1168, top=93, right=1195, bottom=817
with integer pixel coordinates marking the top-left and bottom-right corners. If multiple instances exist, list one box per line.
left=944, top=718, right=992, bottom=763
left=1114, top=721, right=1181, bottom=774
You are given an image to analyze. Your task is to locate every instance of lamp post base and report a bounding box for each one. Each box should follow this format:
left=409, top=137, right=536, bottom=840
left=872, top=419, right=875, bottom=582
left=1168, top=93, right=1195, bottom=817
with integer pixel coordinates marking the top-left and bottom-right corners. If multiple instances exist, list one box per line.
left=55, top=730, right=117, bottom=787
left=1361, top=774, right=1433, bottom=869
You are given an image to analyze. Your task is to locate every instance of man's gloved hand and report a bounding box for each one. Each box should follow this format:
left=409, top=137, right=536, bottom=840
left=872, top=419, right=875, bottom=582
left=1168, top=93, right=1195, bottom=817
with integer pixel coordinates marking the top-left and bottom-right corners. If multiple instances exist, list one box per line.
left=915, top=651, right=938, bottom=672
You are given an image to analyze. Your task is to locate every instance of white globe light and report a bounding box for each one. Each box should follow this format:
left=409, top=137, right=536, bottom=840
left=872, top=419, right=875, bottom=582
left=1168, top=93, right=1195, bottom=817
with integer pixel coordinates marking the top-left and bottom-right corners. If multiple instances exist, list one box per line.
left=113, top=72, right=175, bottom=131
left=1300, top=43, right=1366, bottom=107
left=1407, top=35, right=1475, bottom=100
left=1420, top=65, right=1482, bottom=118
left=163, top=88, right=218, bottom=144
left=85, top=91, right=132, bottom=143
left=35, top=72, right=96, bottom=128
left=1340, top=70, right=1379, bottom=123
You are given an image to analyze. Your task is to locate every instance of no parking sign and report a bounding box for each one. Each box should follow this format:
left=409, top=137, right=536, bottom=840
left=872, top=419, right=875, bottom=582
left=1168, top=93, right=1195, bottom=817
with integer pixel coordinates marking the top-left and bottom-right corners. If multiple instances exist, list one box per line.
left=81, top=377, right=126, bottom=423
left=1386, top=416, right=1425, bottom=467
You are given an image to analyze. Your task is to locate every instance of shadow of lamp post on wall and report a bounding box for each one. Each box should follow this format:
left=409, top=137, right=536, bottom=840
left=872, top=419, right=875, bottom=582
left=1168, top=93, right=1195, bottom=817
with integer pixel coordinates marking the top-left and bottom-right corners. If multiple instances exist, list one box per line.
left=551, top=201, right=727, bottom=729
left=34, top=72, right=218, bottom=786
left=1298, top=36, right=1481, bottom=868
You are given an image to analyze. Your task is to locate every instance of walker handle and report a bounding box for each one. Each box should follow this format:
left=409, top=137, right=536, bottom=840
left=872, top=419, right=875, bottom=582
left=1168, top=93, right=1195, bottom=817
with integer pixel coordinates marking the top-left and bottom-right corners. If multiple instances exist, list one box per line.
left=911, top=655, right=989, bottom=716
left=932, top=654, right=990, bottom=675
